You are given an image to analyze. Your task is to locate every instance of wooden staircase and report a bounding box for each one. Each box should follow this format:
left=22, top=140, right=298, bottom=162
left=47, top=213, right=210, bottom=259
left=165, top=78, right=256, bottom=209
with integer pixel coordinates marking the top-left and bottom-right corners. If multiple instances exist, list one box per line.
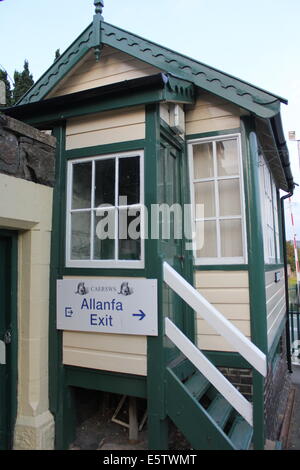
left=162, top=262, right=267, bottom=450
left=166, top=356, right=253, bottom=450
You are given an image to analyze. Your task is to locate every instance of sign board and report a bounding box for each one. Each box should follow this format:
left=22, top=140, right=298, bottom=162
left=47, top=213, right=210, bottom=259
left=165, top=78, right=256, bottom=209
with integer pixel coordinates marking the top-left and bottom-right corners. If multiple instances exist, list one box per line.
left=57, top=278, right=158, bottom=336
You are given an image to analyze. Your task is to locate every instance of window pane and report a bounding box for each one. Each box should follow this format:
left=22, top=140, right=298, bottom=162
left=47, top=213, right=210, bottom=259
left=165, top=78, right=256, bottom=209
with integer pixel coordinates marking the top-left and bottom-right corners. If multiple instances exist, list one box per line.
left=94, top=209, right=115, bottom=260
left=95, top=158, right=115, bottom=207
left=268, top=227, right=275, bottom=260
left=194, top=181, right=215, bottom=218
left=220, top=219, right=243, bottom=257
left=72, top=162, right=92, bottom=209
left=217, top=139, right=239, bottom=176
left=119, top=208, right=141, bottom=260
left=193, top=143, right=214, bottom=179
left=119, top=156, right=140, bottom=205
left=71, top=212, right=90, bottom=259
left=219, top=179, right=241, bottom=216
left=196, top=220, right=217, bottom=257
left=157, top=147, right=165, bottom=203
left=94, top=237, right=115, bottom=260
left=166, top=151, right=177, bottom=206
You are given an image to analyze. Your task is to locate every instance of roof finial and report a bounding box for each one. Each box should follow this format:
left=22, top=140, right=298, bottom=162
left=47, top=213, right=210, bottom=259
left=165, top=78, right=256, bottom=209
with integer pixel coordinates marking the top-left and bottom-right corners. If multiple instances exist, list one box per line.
left=93, top=1, right=104, bottom=61
left=94, top=0, right=104, bottom=19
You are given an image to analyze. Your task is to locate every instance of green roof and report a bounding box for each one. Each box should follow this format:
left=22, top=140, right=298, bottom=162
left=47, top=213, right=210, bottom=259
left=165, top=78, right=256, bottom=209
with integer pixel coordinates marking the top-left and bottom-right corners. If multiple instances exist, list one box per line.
left=18, top=21, right=287, bottom=119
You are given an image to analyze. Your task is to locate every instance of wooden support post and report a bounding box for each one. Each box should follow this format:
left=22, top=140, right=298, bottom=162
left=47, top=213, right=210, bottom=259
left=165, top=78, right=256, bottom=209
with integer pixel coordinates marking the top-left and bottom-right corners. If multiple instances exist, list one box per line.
left=129, top=396, right=139, bottom=442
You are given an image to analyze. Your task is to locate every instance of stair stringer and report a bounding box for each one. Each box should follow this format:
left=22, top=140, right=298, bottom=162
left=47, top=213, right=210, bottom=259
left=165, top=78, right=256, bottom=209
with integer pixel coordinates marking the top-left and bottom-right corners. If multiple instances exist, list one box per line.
left=166, top=367, right=237, bottom=450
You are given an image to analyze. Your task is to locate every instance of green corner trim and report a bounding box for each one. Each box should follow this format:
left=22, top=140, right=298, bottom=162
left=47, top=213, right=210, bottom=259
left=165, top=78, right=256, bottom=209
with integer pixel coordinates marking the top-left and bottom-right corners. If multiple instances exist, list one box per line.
left=241, top=117, right=267, bottom=450
left=241, top=117, right=268, bottom=353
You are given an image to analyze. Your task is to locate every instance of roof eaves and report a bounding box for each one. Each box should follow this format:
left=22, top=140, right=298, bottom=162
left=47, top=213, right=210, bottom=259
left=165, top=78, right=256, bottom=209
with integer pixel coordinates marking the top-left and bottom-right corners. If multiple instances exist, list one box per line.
left=256, top=115, right=294, bottom=193
left=101, top=22, right=286, bottom=119
left=18, top=23, right=94, bottom=105
left=4, top=73, right=195, bottom=127
left=18, top=20, right=286, bottom=120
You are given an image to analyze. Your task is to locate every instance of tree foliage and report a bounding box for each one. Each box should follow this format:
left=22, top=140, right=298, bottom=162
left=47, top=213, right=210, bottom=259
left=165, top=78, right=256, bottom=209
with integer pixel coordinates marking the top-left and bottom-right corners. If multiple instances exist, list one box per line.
left=12, top=60, right=34, bottom=104
left=0, top=68, right=12, bottom=106
left=0, top=60, right=34, bottom=106
left=286, top=241, right=300, bottom=272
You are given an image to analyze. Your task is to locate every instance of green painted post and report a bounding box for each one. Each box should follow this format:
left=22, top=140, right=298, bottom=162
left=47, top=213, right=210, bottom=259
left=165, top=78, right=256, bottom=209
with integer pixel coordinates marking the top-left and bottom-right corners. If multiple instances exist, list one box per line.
left=145, top=104, right=169, bottom=450
left=242, top=117, right=268, bottom=450
left=0, top=231, right=18, bottom=450
left=49, top=124, right=77, bottom=449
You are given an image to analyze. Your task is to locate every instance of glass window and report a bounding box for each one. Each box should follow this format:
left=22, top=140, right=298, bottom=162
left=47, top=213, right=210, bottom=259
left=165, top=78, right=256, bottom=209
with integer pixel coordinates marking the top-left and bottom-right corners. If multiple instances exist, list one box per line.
left=71, top=212, right=91, bottom=259
left=193, top=142, right=214, bottom=179
left=95, top=159, right=115, bottom=207
left=259, top=155, right=281, bottom=264
left=189, top=135, right=245, bottom=264
left=219, top=179, right=241, bottom=216
left=220, top=219, right=243, bottom=257
left=119, top=156, right=140, bottom=205
left=194, top=181, right=215, bottom=218
left=67, top=152, right=143, bottom=268
left=216, top=139, right=239, bottom=176
left=72, top=162, right=92, bottom=209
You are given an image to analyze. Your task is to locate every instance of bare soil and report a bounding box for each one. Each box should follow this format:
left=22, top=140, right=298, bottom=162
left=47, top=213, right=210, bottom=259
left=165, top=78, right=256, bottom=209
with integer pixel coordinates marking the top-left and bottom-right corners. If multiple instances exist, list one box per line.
left=69, top=389, right=191, bottom=450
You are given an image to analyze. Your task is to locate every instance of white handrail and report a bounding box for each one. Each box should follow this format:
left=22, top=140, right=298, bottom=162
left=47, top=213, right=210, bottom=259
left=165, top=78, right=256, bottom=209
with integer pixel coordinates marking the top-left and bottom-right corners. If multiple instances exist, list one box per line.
left=165, top=318, right=253, bottom=425
left=163, top=261, right=267, bottom=377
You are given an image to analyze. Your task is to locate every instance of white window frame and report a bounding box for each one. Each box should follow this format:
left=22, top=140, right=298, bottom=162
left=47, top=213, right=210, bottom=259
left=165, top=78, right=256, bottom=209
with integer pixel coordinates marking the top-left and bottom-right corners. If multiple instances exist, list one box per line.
left=188, top=133, right=247, bottom=265
left=66, top=150, right=144, bottom=269
left=259, top=154, right=281, bottom=264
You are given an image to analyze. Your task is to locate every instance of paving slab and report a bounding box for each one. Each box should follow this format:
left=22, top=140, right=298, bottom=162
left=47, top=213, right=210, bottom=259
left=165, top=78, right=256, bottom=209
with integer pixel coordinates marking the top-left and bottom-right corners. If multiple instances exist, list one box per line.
left=286, top=365, right=300, bottom=450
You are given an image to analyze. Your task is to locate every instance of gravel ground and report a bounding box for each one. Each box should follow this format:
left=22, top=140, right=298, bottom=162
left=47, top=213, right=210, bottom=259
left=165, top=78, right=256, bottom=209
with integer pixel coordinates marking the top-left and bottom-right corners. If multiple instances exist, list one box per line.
left=69, top=389, right=191, bottom=450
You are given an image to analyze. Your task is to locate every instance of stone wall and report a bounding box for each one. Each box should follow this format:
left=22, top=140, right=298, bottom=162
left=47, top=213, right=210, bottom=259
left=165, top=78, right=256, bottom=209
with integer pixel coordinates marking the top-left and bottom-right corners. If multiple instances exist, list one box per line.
left=0, top=113, right=56, bottom=449
left=264, top=335, right=291, bottom=441
left=0, top=113, right=55, bottom=186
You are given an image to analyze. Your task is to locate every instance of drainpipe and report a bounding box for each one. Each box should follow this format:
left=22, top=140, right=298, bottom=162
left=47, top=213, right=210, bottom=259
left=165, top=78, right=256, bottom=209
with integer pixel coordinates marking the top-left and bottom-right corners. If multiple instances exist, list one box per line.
left=281, top=191, right=294, bottom=373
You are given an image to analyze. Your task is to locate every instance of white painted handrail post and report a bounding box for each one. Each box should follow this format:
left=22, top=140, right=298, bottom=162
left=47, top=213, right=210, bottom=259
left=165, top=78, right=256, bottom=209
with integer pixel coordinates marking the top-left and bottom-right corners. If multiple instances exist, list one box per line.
left=165, top=318, right=253, bottom=425
left=163, top=261, right=267, bottom=377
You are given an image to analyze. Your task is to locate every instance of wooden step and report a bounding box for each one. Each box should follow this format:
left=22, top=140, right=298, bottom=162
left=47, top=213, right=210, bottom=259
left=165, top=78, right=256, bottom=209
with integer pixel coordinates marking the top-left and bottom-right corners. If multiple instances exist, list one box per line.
left=168, top=354, right=196, bottom=382
left=184, top=371, right=210, bottom=401
left=228, top=416, right=253, bottom=450
left=166, top=367, right=235, bottom=450
left=207, top=394, right=233, bottom=429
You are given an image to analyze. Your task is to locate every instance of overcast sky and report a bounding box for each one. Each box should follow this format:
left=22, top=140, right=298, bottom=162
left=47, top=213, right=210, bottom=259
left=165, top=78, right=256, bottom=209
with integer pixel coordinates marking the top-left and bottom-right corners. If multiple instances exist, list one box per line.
left=0, top=0, right=299, bottom=239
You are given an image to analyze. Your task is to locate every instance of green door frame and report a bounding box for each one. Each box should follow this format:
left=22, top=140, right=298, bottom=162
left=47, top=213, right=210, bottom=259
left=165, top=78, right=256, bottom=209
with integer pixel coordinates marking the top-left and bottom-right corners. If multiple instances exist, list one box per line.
left=0, top=229, right=18, bottom=450
left=146, top=106, right=195, bottom=449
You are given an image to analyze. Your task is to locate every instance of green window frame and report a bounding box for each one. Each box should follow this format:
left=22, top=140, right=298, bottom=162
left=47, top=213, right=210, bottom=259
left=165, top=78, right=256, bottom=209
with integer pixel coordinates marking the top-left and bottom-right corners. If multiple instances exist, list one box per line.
left=66, top=150, right=144, bottom=269
left=259, top=154, right=281, bottom=264
left=188, top=133, right=247, bottom=265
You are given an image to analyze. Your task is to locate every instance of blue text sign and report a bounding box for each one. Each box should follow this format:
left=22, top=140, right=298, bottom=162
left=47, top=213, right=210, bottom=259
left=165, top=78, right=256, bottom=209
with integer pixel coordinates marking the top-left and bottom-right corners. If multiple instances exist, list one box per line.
left=57, top=278, right=158, bottom=336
